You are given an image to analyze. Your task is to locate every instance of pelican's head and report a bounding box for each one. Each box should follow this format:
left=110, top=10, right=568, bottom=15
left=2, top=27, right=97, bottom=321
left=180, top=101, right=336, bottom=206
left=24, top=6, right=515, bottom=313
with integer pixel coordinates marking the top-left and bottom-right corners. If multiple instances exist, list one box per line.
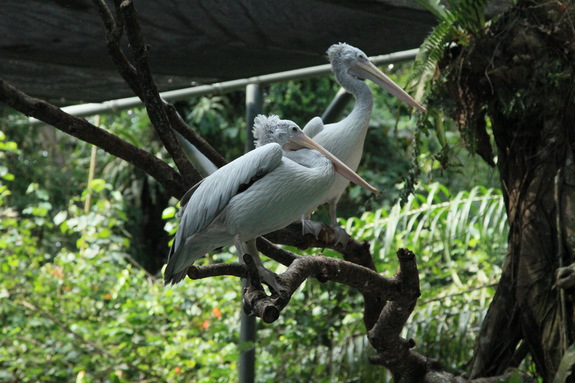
left=252, top=114, right=378, bottom=193
left=327, top=43, right=370, bottom=75
left=327, top=43, right=426, bottom=112
left=252, top=114, right=307, bottom=150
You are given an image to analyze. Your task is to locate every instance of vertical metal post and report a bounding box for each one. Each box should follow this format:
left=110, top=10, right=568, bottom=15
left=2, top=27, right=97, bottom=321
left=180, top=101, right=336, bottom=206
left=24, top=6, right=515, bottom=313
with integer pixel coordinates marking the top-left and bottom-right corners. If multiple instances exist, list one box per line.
left=238, top=83, right=262, bottom=383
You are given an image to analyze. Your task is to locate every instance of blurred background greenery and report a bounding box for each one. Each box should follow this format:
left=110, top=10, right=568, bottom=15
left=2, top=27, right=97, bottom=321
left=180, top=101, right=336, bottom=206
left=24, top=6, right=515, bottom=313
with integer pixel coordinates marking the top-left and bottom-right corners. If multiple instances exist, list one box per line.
left=0, top=63, right=507, bottom=382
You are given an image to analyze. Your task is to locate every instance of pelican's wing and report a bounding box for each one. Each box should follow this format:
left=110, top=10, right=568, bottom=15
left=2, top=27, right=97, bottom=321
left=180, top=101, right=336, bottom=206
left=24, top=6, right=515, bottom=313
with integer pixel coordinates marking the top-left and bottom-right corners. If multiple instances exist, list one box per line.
left=177, top=178, right=205, bottom=218
left=165, top=144, right=283, bottom=284
left=168, top=143, right=283, bottom=256
left=302, top=116, right=324, bottom=138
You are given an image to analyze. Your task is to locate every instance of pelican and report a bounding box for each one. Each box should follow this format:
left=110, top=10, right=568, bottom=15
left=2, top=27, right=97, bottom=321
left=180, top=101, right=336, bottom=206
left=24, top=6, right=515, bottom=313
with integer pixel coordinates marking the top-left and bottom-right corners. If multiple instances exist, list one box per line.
left=164, top=115, right=377, bottom=289
left=301, top=43, right=426, bottom=243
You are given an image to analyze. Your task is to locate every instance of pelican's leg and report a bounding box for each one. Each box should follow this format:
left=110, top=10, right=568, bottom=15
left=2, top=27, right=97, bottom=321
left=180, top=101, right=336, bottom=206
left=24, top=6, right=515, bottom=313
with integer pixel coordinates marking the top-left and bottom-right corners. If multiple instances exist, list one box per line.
left=301, top=211, right=323, bottom=239
left=238, top=238, right=282, bottom=294
left=328, top=201, right=349, bottom=247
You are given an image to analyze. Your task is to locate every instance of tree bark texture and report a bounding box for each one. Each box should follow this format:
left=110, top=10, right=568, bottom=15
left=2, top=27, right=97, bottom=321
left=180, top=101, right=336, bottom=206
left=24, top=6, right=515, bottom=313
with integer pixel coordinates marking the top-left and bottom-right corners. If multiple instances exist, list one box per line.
left=436, top=0, right=575, bottom=379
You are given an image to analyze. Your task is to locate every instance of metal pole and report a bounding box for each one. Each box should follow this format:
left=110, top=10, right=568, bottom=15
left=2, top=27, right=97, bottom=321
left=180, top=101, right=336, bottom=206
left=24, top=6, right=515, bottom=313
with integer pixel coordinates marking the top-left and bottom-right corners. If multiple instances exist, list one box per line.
left=245, top=84, right=262, bottom=153
left=28, top=48, right=419, bottom=124
left=238, top=83, right=262, bottom=383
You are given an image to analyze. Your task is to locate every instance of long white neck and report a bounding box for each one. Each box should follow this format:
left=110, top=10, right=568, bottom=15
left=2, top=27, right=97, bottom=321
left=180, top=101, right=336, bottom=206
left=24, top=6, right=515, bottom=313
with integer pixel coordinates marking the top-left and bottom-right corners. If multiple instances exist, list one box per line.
left=333, top=66, right=374, bottom=136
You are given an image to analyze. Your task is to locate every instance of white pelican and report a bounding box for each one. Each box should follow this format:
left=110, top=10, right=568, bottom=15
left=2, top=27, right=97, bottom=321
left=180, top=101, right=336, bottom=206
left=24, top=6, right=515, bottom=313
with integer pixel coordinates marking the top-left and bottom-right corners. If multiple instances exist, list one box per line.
left=164, top=115, right=377, bottom=289
left=301, top=43, right=426, bottom=243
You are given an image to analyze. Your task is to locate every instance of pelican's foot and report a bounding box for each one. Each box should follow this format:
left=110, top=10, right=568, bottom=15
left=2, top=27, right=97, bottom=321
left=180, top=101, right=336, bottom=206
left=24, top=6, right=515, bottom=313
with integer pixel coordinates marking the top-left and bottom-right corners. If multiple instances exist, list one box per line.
left=331, top=224, right=350, bottom=247
left=256, top=266, right=284, bottom=295
left=302, top=219, right=324, bottom=239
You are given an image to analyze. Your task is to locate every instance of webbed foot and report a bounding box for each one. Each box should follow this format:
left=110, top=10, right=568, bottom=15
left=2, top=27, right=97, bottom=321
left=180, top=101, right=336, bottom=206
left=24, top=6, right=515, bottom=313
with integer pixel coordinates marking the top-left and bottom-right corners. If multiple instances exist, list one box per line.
left=331, top=224, right=350, bottom=247
left=302, top=219, right=324, bottom=239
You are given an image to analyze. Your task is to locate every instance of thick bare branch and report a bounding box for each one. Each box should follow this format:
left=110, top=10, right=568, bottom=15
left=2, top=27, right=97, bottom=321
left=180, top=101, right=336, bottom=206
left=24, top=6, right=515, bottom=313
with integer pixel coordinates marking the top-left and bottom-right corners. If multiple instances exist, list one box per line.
left=367, top=249, right=429, bottom=380
left=188, top=253, right=400, bottom=323
left=93, top=0, right=227, bottom=173
left=92, top=0, right=141, bottom=96
left=0, top=77, right=186, bottom=198
left=264, top=222, right=376, bottom=270
left=187, top=263, right=246, bottom=280
left=255, top=237, right=300, bottom=266
left=118, top=0, right=199, bottom=187
left=165, top=104, right=228, bottom=168
left=263, top=222, right=384, bottom=328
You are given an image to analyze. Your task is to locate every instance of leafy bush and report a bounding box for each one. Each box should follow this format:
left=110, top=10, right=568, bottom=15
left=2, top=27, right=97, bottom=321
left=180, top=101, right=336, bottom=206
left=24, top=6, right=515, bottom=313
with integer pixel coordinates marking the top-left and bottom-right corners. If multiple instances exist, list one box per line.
left=0, top=142, right=242, bottom=381
left=1, top=121, right=507, bottom=382
left=256, top=183, right=507, bottom=380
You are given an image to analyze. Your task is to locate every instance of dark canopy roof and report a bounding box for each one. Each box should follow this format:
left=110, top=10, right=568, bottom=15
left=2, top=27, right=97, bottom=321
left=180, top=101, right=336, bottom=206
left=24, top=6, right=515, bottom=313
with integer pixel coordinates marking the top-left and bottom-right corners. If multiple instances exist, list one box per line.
left=0, top=0, right=507, bottom=105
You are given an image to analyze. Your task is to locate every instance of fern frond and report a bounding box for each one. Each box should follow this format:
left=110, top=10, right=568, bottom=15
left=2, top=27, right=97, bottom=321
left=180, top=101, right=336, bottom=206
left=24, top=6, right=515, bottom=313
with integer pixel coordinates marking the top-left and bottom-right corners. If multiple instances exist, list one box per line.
left=448, top=0, right=487, bottom=35
left=408, top=0, right=488, bottom=90
left=408, top=20, right=457, bottom=88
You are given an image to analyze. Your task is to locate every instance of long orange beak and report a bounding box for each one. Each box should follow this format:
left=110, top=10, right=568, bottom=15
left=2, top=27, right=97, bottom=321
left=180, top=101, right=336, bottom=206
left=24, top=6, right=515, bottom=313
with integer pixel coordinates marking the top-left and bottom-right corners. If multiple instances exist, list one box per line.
left=350, top=61, right=426, bottom=112
left=290, top=134, right=379, bottom=194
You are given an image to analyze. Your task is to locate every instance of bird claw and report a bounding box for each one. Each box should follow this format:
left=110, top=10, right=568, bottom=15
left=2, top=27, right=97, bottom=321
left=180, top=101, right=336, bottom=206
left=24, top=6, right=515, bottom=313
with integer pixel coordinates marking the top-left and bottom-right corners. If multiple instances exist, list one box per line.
left=331, top=225, right=349, bottom=247
left=256, top=266, right=285, bottom=295
left=301, top=219, right=323, bottom=239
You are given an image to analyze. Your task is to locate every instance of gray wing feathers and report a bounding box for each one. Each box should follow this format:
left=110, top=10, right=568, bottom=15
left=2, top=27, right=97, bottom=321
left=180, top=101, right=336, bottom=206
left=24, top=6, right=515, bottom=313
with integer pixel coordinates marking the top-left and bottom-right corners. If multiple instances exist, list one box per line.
left=177, top=144, right=282, bottom=236
left=165, top=144, right=283, bottom=284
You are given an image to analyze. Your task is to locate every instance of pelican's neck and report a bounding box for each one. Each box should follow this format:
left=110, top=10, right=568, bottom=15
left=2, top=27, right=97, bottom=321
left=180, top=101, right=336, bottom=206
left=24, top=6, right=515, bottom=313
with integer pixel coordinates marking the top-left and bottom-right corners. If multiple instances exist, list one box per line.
left=334, top=68, right=374, bottom=131
left=284, top=149, right=330, bottom=170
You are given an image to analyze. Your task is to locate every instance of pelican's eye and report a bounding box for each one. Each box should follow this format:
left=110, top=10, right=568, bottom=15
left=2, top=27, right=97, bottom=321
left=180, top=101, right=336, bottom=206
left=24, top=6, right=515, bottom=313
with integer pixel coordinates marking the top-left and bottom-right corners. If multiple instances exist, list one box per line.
left=290, top=126, right=298, bottom=133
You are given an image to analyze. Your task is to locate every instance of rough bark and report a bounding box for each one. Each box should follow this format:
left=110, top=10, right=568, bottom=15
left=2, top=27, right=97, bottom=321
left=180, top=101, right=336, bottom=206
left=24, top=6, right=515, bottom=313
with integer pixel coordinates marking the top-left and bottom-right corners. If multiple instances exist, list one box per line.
left=435, top=0, right=575, bottom=379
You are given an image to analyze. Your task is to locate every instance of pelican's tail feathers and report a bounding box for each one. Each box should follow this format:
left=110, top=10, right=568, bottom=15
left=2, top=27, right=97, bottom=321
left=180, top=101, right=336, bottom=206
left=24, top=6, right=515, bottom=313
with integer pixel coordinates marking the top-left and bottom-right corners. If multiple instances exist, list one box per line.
left=163, top=238, right=210, bottom=286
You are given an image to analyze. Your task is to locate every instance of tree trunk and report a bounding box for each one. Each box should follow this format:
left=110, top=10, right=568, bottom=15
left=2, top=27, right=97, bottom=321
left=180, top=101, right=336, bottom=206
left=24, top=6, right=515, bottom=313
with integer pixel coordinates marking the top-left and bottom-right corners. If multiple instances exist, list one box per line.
left=472, top=113, right=575, bottom=380
left=437, top=0, right=575, bottom=379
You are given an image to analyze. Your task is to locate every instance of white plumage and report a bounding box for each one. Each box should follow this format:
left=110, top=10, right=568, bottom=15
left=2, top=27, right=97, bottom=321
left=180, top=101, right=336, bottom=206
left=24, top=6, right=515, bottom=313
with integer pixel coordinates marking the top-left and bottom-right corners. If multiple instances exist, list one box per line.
left=301, top=43, right=426, bottom=243
left=164, top=115, right=376, bottom=288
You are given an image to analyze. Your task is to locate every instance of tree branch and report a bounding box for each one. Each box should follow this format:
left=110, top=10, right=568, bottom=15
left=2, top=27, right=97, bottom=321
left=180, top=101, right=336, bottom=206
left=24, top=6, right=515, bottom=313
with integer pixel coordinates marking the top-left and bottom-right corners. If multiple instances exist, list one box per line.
left=93, top=0, right=228, bottom=172
left=0, top=77, right=186, bottom=198
left=367, top=248, right=431, bottom=381
left=187, top=251, right=401, bottom=323
left=264, top=222, right=376, bottom=270
left=166, top=103, right=228, bottom=168
left=117, top=0, right=200, bottom=187
left=92, top=0, right=141, bottom=96
left=263, top=222, right=384, bottom=328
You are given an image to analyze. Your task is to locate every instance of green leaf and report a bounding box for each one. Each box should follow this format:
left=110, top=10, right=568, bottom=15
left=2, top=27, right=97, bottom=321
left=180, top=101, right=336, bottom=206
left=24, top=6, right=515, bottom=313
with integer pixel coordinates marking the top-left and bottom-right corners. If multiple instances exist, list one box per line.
left=53, top=211, right=68, bottom=226
left=162, top=206, right=177, bottom=219
left=89, top=178, right=108, bottom=193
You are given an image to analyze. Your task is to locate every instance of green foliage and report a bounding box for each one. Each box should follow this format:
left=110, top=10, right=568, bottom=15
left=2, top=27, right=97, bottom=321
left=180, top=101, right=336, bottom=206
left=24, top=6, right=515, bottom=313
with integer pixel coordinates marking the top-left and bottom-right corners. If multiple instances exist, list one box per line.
left=178, top=93, right=246, bottom=162
left=2, top=120, right=507, bottom=383
left=254, top=183, right=507, bottom=380
left=0, top=175, right=243, bottom=382
left=352, top=183, right=506, bottom=374
left=411, top=0, right=488, bottom=86
left=407, top=0, right=493, bottom=170
left=265, top=78, right=339, bottom=126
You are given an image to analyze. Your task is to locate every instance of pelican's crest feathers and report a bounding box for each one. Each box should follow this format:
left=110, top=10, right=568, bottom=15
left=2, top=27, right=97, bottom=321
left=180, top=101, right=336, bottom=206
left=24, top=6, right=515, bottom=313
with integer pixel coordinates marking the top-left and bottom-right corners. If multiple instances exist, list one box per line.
left=252, top=114, right=281, bottom=147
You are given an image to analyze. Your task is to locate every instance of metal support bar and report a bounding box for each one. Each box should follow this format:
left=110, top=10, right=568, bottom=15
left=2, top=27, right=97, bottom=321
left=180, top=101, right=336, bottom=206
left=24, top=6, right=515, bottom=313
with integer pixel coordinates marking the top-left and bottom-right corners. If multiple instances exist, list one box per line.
left=245, top=84, right=263, bottom=153
left=238, top=83, right=263, bottom=383
left=28, top=48, right=418, bottom=124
